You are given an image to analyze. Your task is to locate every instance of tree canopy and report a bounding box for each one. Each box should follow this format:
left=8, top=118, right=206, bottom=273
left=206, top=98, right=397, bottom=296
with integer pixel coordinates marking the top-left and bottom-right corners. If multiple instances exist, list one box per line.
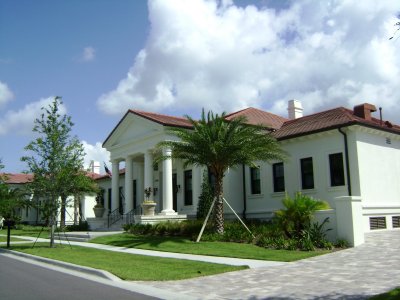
left=21, top=97, right=97, bottom=246
left=158, top=109, right=287, bottom=234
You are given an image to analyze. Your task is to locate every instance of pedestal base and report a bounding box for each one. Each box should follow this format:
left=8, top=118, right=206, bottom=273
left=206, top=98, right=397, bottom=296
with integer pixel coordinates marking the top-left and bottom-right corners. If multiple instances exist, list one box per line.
left=134, top=214, right=187, bottom=225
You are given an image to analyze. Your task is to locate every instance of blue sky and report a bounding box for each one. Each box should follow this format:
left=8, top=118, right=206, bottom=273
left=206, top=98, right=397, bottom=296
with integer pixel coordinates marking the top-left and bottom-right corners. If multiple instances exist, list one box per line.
left=1, top=0, right=399, bottom=173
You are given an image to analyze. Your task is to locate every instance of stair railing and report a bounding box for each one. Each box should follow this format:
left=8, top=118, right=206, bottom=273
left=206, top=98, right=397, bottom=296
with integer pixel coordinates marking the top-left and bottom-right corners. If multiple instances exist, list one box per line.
left=108, top=208, right=122, bottom=228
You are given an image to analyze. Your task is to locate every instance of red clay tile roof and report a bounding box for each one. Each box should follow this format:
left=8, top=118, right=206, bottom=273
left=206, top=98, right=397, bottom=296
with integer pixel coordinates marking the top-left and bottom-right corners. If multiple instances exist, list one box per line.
left=274, top=107, right=400, bottom=140
left=95, top=168, right=126, bottom=180
left=2, top=173, right=33, bottom=184
left=104, top=104, right=400, bottom=146
left=86, top=172, right=103, bottom=180
left=3, top=172, right=104, bottom=183
left=130, top=110, right=193, bottom=128
left=225, top=107, right=288, bottom=129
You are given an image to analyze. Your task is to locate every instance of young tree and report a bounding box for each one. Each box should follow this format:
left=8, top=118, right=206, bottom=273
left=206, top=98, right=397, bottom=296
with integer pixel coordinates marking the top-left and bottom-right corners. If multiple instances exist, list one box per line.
left=0, top=160, right=30, bottom=247
left=21, top=97, right=97, bottom=247
left=158, top=110, right=286, bottom=234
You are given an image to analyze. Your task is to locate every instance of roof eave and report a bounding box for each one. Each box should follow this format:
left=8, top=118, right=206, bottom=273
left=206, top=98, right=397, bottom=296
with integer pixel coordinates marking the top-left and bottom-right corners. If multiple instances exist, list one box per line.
left=276, top=121, right=400, bottom=141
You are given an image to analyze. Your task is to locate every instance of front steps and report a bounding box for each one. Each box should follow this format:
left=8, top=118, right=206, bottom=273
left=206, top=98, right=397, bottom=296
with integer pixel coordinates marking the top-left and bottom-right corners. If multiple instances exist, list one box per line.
left=53, top=232, right=91, bottom=242
left=86, top=217, right=125, bottom=231
left=52, top=230, right=125, bottom=242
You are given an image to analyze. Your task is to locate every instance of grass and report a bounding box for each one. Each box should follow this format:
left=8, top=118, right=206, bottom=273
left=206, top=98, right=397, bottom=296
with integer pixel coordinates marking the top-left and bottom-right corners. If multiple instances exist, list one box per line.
left=1, top=226, right=48, bottom=239
left=369, top=287, right=400, bottom=300
left=90, top=233, right=329, bottom=262
left=2, top=243, right=246, bottom=281
left=0, top=235, right=31, bottom=242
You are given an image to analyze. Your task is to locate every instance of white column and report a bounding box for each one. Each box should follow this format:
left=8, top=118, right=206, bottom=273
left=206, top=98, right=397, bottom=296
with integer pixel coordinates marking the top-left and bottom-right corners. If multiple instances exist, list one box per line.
left=125, top=156, right=133, bottom=212
left=161, top=147, right=176, bottom=215
left=144, top=151, right=154, bottom=193
left=111, top=160, right=120, bottom=212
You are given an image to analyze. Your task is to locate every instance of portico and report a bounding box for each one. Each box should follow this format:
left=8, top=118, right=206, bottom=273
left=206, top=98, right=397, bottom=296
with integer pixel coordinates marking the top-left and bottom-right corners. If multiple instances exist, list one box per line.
left=101, top=109, right=200, bottom=225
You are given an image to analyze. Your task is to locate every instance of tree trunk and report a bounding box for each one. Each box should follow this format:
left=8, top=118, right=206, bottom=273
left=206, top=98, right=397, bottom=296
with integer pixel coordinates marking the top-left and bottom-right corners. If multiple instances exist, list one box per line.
left=50, top=215, right=56, bottom=248
left=213, top=173, right=224, bottom=234
left=74, top=194, right=79, bottom=225
left=60, top=195, right=66, bottom=229
left=49, top=196, right=57, bottom=248
left=6, top=222, right=11, bottom=248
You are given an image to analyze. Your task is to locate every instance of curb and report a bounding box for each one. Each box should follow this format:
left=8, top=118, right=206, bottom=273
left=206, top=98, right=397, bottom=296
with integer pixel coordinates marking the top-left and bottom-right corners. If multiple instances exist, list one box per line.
left=0, top=248, right=121, bottom=281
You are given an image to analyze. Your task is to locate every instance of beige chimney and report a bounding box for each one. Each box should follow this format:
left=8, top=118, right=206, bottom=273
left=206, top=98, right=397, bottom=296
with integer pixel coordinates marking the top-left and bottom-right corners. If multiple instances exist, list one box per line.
left=288, top=99, right=303, bottom=119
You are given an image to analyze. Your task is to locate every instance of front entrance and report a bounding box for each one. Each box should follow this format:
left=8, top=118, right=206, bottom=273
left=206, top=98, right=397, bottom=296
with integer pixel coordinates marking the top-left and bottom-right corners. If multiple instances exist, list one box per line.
left=133, top=180, right=137, bottom=210
left=172, top=173, right=178, bottom=211
left=119, top=187, right=124, bottom=214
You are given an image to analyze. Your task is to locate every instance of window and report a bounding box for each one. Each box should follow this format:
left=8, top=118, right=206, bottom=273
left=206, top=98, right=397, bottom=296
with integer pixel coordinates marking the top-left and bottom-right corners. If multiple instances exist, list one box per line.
left=329, top=153, right=345, bottom=186
left=250, top=167, right=261, bottom=194
left=272, top=162, right=285, bottom=192
left=300, top=157, right=314, bottom=189
left=184, top=170, right=193, bottom=205
left=133, top=180, right=137, bottom=209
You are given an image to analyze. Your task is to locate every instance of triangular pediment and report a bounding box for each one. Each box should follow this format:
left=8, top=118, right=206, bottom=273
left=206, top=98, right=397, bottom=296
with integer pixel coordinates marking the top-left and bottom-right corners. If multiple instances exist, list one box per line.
left=103, top=112, right=164, bottom=149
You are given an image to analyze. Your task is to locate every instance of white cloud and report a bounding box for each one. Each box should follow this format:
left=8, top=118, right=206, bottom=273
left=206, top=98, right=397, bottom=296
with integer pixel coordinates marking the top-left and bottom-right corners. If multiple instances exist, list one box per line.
left=0, top=81, right=14, bottom=109
left=82, top=141, right=110, bottom=174
left=0, top=97, right=67, bottom=136
left=98, top=0, right=400, bottom=123
left=81, top=46, right=96, bottom=62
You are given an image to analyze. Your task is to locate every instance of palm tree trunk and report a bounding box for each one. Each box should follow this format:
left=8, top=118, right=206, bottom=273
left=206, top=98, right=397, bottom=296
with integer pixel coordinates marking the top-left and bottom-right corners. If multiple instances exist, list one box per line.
left=213, top=173, right=224, bottom=234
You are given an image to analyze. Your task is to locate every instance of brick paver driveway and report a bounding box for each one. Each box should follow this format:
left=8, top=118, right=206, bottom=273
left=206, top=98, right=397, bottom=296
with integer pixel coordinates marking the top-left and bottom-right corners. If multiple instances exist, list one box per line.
left=141, top=230, right=400, bottom=299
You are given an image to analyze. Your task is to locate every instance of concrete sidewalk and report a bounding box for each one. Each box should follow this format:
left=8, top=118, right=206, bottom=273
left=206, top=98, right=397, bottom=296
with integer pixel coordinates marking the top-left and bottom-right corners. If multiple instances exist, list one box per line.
left=0, top=233, right=286, bottom=269
left=140, top=230, right=400, bottom=299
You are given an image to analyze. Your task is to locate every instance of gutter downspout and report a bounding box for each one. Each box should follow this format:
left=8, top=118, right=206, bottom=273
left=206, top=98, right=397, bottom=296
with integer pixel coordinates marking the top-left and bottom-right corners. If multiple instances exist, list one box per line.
left=242, top=164, right=247, bottom=220
left=338, top=128, right=352, bottom=196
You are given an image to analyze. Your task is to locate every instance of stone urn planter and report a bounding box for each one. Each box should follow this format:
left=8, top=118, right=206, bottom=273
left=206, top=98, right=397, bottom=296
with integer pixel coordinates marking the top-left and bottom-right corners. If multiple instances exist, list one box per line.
left=141, top=201, right=156, bottom=216
left=93, top=206, right=105, bottom=218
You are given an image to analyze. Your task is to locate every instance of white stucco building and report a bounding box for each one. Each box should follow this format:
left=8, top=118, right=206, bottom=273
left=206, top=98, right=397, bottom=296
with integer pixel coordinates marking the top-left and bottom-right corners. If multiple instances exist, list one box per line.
left=4, top=101, right=400, bottom=246
left=94, top=100, right=400, bottom=246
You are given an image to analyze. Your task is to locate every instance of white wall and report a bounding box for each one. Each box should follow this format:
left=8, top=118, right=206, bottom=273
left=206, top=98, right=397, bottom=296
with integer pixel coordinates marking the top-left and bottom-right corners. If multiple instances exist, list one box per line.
left=355, top=129, right=400, bottom=207
left=229, top=130, right=349, bottom=220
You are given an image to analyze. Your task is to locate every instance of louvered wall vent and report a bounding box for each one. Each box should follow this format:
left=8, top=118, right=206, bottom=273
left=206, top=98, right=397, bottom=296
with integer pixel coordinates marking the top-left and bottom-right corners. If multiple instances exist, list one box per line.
left=393, top=216, right=400, bottom=228
left=369, top=217, right=386, bottom=230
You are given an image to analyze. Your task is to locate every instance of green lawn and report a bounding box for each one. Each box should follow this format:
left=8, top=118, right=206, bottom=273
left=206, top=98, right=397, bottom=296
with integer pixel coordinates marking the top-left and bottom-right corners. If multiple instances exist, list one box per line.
left=369, top=287, right=400, bottom=300
left=0, top=235, right=31, bottom=242
left=2, top=243, right=246, bottom=281
left=1, top=227, right=48, bottom=239
left=90, top=233, right=329, bottom=262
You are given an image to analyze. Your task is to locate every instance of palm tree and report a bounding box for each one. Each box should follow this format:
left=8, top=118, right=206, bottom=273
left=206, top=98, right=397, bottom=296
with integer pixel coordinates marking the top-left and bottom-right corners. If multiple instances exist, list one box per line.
left=158, top=110, right=286, bottom=234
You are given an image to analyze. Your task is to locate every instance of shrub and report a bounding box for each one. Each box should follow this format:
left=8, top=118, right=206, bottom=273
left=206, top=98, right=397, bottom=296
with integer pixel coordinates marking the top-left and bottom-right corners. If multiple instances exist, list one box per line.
left=124, top=218, right=338, bottom=251
left=124, top=220, right=207, bottom=238
left=301, top=217, right=333, bottom=250
left=334, top=238, right=349, bottom=248
left=274, top=192, right=330, bottom=239
left=66, top=221, right=89, bottom=232
left=197, top=170, right=214, bottom=219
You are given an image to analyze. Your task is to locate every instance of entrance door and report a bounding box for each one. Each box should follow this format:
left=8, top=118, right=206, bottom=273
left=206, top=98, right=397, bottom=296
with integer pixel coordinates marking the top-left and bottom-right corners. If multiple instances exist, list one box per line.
left=119, top=187, right=124, bottom=214
left=133, top=180, right=137, bottom=210
left=172, top=173, right=178, bottom=211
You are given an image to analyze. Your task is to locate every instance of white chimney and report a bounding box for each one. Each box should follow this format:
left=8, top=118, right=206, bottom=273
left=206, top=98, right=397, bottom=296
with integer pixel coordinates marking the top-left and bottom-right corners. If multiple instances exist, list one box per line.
left=89, top=160, right=101, bottom=174
left=288, top=99, right=303, bottom=119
